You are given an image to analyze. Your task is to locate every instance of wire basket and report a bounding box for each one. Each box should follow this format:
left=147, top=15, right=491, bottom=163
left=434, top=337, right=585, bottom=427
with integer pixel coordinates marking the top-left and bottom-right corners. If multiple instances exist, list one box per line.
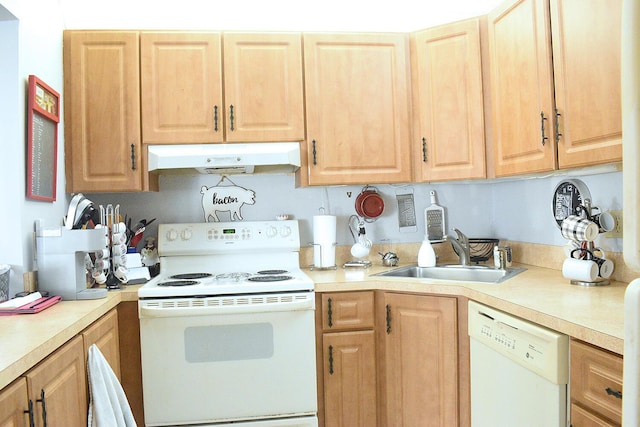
left=453, top=238, right=499, bottom=263
left=0, top=265, right=10, bottom=303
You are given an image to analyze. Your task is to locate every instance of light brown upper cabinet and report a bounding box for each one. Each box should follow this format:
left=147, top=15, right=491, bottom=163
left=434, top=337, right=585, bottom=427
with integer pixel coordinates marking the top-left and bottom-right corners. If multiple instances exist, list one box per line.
left=488, top=0, right=557, bottom=177
left=223, top=33, right=305, bottom=142
left=488, top=0, right=622, bottom=177
left=411, top=18, right=487, bottom=182
left=551, top=0, right=622, bottom=169
left=64, top=31, right=144, bottom=192
left=141, top=32, right=304, bottom=144
left=141, top=32, right=224, bottom=144
left=304, top=33, right=412, bottom=185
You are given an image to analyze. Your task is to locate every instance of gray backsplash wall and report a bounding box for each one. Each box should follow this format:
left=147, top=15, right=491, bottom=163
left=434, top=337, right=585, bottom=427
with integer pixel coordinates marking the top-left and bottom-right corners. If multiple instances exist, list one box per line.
left=88, top=168, right=623, bottom=254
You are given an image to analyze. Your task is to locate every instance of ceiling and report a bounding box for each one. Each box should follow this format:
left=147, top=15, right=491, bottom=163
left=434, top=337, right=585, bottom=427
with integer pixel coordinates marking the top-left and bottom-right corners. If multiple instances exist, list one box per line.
left=57, top=0, right=503, bottom=32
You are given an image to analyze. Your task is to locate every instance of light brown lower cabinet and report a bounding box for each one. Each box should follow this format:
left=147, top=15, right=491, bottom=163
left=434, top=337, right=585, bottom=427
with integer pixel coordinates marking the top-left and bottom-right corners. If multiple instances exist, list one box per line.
left=378, top=292, right=459, bottom=427
left=0, top=308, right=123, bottom=427
left=0, top=377, right=30, bottom=426
left=570, top=339, right=623, bottom=427
left=317, top=291, right=466, bottom=427
left=26, top=335, right=88, bottom=426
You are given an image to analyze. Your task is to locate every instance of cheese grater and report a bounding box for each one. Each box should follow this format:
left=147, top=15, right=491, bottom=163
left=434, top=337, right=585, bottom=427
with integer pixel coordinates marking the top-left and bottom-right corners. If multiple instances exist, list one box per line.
left=425, top=190, right=445, bottom=242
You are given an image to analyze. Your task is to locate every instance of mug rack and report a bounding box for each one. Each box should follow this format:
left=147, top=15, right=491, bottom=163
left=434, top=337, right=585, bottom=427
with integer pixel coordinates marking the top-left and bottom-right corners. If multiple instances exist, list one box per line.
left=567, top=198, right=610, bottom=287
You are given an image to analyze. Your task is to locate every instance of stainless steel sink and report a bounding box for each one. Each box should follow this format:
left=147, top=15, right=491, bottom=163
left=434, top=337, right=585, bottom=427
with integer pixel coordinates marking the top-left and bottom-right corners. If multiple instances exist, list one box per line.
left=372, top=264, right=526, bottom=284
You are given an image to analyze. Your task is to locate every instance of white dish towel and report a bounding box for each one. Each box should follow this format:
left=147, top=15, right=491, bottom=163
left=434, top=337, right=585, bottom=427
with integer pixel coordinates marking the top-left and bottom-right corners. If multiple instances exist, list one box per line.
left=87, top=344, right=137, bottom=427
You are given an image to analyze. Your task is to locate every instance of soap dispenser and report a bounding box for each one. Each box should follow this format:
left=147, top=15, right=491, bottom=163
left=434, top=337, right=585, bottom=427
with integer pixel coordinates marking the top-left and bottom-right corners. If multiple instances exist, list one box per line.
left=417, top=237, right=436, bottom=267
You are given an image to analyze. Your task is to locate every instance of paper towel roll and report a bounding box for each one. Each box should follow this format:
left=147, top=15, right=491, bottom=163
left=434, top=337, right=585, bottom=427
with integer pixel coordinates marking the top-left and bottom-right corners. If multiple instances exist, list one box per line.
left=313, top=215, right=336, bottom=267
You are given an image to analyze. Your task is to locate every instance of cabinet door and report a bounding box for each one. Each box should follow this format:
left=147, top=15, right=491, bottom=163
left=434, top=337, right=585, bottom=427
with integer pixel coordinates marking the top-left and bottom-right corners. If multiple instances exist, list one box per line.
left=380, top=293, right=458, bottom=427
left=551, top=0, right=622, bottom=168
left=322, top=331, right=377, bottom=427
left=0, top=378, right=29, bottom=427
left=304, top=33, right=412, bottom=185
left=141, top=32, right=223, bottom=144
left=571, top=340, right=623, bottom=426
left=63, top=31, right=142, bottom=192
left=26, top=336, right=87, bottom=427
left=82, top=308, right=120, bottom=380
left=411, top=18, right=486, bottom=181
left=223, top=33, right=305, bottom=142
left=488, top=0, right=557, bottom=177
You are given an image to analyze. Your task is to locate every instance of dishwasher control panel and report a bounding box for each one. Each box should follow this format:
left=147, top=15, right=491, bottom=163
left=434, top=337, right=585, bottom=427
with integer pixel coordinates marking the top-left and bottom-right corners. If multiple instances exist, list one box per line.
left=468, top=301, right=569, bottom=385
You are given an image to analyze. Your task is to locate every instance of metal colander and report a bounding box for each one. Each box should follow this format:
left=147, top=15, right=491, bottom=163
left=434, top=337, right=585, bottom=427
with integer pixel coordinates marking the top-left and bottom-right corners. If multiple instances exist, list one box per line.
left=453, top=239, right=499, bottom=263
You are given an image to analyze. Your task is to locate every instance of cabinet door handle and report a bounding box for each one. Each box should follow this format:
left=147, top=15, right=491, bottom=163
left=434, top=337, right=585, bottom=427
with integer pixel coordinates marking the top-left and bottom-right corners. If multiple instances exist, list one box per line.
left=24, top=399, right=35, bottom=427
left=386, top=304, right=392, bottom=334
left=229, top=105, right=235, bottom=131
left=36, top=389, right=47, bottom=426
left=214, top=105, right=219, bottom=132
left=312, top=140, right=318, bottom=166
left=540, top=111, right=548, bottom=146
left=130, top=144, right=136, bottom=171
left=605, top=387, right=622, bottom=399
left=328, top=345, right=334, bottom=375
left=554, top=109, right=562, bottom=144
left=327, top=297, right=333, bottom=327
left=422, top=137, right=428, bottom=162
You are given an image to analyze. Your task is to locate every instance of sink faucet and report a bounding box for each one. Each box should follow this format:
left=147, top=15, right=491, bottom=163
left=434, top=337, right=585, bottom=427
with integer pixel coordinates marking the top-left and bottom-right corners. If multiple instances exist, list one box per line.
left=445, top=228, right=471, bottom=266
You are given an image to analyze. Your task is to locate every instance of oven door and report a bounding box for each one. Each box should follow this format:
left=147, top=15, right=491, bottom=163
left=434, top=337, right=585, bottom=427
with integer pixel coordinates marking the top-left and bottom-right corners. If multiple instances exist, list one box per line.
left=139, top=292, right=317, bottom=426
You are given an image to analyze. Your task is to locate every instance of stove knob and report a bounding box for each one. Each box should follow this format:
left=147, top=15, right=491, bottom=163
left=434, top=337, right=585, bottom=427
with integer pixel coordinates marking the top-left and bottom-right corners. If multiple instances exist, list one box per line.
left=166, top=229, right=179, bottom=241
left=265, top=225, right=278, bottom=238
left=280, top=226, right=292, bottom=237
left=181, top=229, right=193, bottom=241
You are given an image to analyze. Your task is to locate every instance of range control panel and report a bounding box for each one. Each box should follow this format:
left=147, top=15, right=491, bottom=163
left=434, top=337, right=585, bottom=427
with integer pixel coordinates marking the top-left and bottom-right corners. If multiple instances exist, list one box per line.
left=468, top=301, right=569, bottom=385
left=157, top=220, right=300, bottom=256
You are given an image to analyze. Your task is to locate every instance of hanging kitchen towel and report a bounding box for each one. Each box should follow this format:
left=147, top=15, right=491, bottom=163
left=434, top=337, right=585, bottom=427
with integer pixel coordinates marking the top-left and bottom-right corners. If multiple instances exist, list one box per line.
left=87, top=344, right=137, bottom=427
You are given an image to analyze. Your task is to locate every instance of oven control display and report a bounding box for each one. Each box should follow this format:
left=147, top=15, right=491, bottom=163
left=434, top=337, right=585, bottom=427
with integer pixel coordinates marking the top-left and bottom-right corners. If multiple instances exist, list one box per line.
left=222, top=228, right=236, bottom=235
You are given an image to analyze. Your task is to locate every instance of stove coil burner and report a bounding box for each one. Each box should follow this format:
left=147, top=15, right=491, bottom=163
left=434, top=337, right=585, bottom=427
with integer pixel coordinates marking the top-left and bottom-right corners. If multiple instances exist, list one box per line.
left=247, top=275, right=293, bottom=282
left=169, top=273, right=213, bottom=280
left=256, top=269, right=289, bottom=275
left=157, top=280, right=199, bottom=287
left=215, top=272, right=252, bottom=282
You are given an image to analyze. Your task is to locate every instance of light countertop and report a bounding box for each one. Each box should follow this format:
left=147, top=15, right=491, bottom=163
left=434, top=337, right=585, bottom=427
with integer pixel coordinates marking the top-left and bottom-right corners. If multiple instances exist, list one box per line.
left=0, top=263, right=627, bottom=390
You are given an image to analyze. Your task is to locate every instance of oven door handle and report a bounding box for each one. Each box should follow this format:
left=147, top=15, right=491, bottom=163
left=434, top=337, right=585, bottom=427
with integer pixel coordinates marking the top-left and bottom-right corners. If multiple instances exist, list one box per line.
left=139, top=298, right=314, bottom=318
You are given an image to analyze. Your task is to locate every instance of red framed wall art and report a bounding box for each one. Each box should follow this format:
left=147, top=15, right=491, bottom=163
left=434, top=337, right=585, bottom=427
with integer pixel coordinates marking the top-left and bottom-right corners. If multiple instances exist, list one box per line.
left=27, top=75, right=60, bottom=202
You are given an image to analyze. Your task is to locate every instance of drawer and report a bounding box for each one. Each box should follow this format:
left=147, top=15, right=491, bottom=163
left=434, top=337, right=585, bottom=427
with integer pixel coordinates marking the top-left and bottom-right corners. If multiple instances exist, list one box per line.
left=321, top=292, right=374, bottom=331
left=571, top=340, right=623, bottom=425
left=571, top=403, right=618, bottom=427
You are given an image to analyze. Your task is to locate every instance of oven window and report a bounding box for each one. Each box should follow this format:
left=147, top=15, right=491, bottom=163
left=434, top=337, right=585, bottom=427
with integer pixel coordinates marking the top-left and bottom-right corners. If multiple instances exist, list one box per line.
left=184, top=323, right=274, bottom=363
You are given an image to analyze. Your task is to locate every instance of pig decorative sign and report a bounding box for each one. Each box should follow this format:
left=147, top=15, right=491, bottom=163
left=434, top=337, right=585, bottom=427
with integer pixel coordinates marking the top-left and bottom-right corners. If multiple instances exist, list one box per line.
left=200, top=184, right=256, bottom=222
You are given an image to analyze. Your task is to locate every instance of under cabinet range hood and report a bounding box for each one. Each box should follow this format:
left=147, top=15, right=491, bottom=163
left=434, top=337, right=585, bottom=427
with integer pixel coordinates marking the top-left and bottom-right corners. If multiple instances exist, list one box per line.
left=147, top=143, right=301, bottom=175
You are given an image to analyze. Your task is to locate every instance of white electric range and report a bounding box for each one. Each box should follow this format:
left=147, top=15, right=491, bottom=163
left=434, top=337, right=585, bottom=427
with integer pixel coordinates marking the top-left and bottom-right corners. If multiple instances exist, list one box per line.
left=138, top=220, right=317, bottom=427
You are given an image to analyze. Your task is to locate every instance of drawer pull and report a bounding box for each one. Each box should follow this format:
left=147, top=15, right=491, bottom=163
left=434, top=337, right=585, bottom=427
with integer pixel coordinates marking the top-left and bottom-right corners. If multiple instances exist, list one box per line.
left=605, top=387, right=622, bottom=399
left=25, top=399, right=35, bottom=427
left=36, top=389, right=48, bottom=426
left=422, top=137, right=427, bottom=162
left=386, top=304, right=392, bottom=334
left=327, top=298, right=333, bottom=327
left=328, top=345, right=334, bottom=375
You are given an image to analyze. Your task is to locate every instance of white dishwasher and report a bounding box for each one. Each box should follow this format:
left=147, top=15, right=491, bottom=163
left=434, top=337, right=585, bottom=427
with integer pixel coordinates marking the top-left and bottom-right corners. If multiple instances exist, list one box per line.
left=468, top=301, right=570, bottom=427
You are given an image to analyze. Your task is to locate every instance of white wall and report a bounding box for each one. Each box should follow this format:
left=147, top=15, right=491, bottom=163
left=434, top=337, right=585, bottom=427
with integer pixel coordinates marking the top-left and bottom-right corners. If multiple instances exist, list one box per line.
left=0, top=0, right=66, bottom=297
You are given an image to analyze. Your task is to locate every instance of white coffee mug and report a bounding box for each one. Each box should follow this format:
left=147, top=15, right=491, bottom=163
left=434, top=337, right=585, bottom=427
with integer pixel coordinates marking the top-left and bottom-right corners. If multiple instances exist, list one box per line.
left=114, top=266, right=128, bottom=283
left=92, top=269, right=107, bottom=284
left=95, top=248, right=110, bottom=259
left=95, top=259, right=110, bottom=270
left=562, top=258, right=598, bottom=282
left=592, top=211, right=616, bottom=233
left=592, top=255, right=614, bottom=279
left=112, top=232, right=127, bottom=244
left=112, top=243, right=128, bottom=256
